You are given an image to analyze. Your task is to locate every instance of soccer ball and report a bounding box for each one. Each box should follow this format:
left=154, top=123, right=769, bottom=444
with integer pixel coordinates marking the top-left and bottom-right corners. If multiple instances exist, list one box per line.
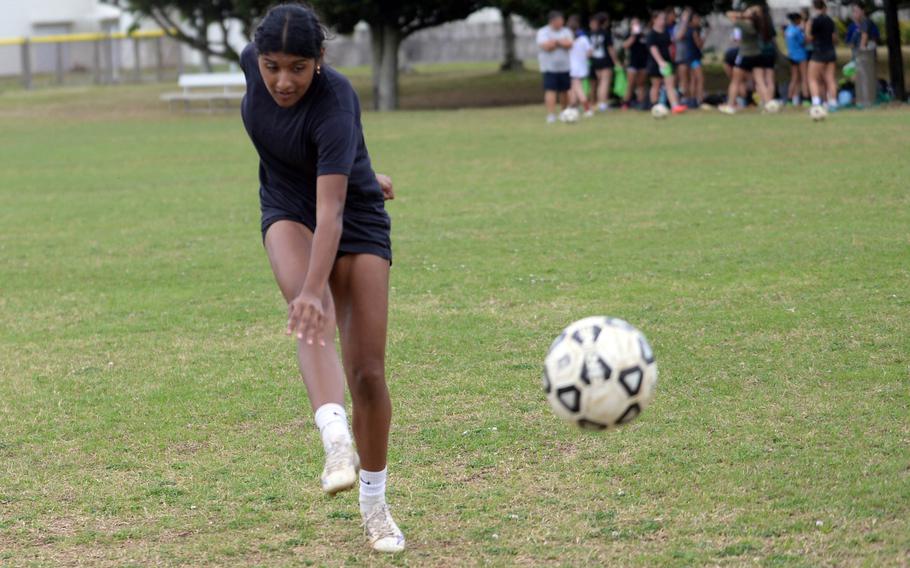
left=764, top=100, right=782, bottom=113
left=543, top=316, right=658, bottom=430
left=559, top=107, right=580, bottom=123
left=810, top=105, right=828, bottom=122
left=650, top=104, right=669, bottom=119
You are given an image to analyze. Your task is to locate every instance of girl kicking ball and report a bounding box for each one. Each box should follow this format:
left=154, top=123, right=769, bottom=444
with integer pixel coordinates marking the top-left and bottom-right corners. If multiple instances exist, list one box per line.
left=239, top=4, right=404, bottom=553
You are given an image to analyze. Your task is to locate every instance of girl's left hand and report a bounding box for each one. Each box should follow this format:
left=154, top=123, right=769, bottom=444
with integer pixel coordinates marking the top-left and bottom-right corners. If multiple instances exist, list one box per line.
left=376, top=173, right=395, bottom=200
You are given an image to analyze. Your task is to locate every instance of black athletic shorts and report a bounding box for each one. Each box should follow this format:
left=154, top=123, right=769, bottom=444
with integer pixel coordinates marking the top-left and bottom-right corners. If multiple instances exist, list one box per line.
left=592, top=57, right=614, bottom=71
left=260, top=190, right=393, bottom=262
left=811, top=48, right=836, bottom=64
left=735, top=54, right=762, bottom=71
left=542, top=71, right=571, bottom=92
left=759, top=51, right=777, bottom=69
left=647, top=60, right=674, bottom=79
left=724, top=47, right=739, bottom=67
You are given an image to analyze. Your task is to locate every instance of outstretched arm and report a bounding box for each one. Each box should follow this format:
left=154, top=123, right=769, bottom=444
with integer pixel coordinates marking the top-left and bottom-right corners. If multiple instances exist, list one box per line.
left=287, top=174, right=347, bottom=345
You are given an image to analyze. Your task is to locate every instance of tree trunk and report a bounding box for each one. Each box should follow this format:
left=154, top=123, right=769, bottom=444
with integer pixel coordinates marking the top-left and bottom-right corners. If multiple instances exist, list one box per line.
left=500, top=9, right=523, bottom=71
left=372, top=22, right=401, bottom=111
left=883, top=0, right=906, bottom=101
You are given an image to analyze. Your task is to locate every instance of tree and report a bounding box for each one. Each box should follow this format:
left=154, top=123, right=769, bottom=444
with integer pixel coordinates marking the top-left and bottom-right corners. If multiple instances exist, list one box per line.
left=310, top=1, right=484, bottom=111
left=105, top=0, right=272, bottom=65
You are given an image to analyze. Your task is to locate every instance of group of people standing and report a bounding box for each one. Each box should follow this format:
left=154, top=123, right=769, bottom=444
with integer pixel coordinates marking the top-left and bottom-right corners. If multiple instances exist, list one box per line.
left=719, top=0, right=867, bottom=116
left=537, top=7, right=708, bottom=122
left=537, top=1, right=876, bottom=122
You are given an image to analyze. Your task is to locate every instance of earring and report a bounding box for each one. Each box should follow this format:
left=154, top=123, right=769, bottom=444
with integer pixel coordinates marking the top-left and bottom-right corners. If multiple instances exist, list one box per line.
left=316, top=64, right=322, bottom=75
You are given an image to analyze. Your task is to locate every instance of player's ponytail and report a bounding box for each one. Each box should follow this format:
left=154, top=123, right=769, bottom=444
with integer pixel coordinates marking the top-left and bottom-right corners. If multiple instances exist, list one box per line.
left=254, top=3, right=327, bottom=59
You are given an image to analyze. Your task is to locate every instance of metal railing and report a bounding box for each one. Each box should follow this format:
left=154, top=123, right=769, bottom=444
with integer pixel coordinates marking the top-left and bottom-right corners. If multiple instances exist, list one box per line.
left=0, top=29, right=184, bottom=90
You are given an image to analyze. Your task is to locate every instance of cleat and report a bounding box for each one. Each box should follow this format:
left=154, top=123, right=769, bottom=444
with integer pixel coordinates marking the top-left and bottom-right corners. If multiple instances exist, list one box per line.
left=718, top=104, right=736, bottom=115
left=671, top=104, right=687, bottom=115
left=321, top=441, right=359, bottom=495
left=363, top=502, right=406, bottom=553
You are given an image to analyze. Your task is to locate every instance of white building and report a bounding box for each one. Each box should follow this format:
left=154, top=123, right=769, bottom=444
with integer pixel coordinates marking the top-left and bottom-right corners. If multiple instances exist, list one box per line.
left=0, top=0, right=220, bottom=79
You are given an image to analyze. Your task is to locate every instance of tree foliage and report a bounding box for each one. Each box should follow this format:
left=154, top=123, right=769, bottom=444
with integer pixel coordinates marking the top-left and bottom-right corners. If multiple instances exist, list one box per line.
left=105, top=0, right=272, bottom=62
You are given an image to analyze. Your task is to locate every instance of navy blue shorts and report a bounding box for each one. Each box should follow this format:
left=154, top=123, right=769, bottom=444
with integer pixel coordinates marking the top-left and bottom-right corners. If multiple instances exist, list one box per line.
left=542, top=71, right=570, bottom=92
left=260, top=189, right=392, bottom=263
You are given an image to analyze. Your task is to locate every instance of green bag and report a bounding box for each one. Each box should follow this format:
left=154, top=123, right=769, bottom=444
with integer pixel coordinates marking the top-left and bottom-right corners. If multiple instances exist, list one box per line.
left=613, top=66, right=628, bottom=99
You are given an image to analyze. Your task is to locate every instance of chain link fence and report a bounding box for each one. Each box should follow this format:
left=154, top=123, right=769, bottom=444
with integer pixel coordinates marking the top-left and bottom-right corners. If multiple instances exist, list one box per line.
left=0, top=30, right=185, bottom=91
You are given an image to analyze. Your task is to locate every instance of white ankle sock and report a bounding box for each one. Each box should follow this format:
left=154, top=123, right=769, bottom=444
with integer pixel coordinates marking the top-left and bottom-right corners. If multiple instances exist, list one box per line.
left=314, top=403, right=351, bottom=452
left=812, top=96, right=822, bottom=106
left=360, top=467, right=387, bottom=514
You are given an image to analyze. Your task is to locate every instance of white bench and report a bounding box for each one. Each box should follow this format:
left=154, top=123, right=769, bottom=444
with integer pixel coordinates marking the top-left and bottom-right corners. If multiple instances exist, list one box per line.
left=161, top=72, right=246, bottom=112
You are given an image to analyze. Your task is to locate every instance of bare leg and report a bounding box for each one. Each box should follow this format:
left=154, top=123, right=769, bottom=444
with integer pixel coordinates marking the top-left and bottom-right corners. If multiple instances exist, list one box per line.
left=752, top=69, right=772, bottom=105
left=824, top=62, right=838, bottom=103
left=693, top=66, right=704, bottom=103
left=623, top=69, right=637, bottom=105
left=597, top=68, right=613, bottom=107
left=788, top=63, right=800, bottom=101
left=650, top=77, right=661, bottom=106
left=664, top=75, right=681, bottom=107
left=809, top=61, right=823, bottom=102
left=800, top=61, right=810, bottom=99
left=727, top=67, right=745, bottom=108
left=264, top=221, right=345, bottom=411
left=330, top=254, right=392, bottom=473
left=677, top=64, right=690, bottom=100
left=558, top=91, right=569, bottom=110
left=544, top=90, right=557, bottom=115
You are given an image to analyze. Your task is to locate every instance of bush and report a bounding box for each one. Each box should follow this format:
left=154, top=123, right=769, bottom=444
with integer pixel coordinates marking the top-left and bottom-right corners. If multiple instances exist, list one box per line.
left=870, top=17, right=910, bottom=45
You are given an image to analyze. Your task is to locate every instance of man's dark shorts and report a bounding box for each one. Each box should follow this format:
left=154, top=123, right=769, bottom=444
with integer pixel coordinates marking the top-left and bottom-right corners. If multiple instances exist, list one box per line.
left=542, top=71, right=571, bottom=92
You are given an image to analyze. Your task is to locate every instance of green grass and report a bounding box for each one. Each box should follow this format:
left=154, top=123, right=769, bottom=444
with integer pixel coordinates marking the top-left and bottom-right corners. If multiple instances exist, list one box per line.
left=1, top=84, right=909, bottom=566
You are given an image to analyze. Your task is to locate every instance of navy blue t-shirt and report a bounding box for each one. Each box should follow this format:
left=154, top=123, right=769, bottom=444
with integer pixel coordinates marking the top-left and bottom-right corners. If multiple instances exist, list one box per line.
left=239, top=44, right=390, bottom=253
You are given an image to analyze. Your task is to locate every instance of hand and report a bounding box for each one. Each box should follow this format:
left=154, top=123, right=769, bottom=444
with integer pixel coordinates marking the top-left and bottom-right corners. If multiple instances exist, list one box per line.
left=376, top=173, right=395, bottom=200
left=286, top=291, right=327, bottom=346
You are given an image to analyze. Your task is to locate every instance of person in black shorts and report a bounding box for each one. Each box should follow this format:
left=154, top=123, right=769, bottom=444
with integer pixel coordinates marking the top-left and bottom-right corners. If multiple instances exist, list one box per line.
left=589, top=12, right=619, bottom=112
left=239, top=4, right=404, bottom=553
left=646, top=10, right=685, bottom=113
left=622, top=17, right=650, bottom=109
left=756, top=3, right=779, bottom=105
left=806, top=0, right=839, bottom=109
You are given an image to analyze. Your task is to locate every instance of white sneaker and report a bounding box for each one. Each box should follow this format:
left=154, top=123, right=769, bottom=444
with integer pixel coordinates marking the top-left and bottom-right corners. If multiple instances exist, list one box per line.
left=583, top=110, right=594, bottom=118
left=362, top=502, right=405, bottom=553
left=546, top=114, right=557, bottom=124
left=718, top=104, right=736, bottom=115
left=321, top=441, right=359, bottom=495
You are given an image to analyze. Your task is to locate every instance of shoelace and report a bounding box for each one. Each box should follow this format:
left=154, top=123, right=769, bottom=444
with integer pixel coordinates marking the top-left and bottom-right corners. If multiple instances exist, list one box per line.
left=364, top=504, right=400, bottom=541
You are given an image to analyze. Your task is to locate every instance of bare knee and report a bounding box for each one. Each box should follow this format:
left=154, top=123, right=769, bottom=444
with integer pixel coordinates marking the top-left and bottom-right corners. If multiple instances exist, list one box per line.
left=348, top=363, right=388, bottom=403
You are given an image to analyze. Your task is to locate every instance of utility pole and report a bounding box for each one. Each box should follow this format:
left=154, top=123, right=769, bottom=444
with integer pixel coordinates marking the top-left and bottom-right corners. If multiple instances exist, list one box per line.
left=883, top=0, right=906, bottom=101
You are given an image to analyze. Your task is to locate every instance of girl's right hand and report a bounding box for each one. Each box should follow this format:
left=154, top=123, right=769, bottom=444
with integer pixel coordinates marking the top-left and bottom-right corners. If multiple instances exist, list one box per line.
left=287, top=291, right=326, bottom=346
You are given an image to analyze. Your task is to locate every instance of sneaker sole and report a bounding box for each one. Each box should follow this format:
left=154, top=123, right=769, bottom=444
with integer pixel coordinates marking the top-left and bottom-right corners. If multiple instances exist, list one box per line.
left=322, top=463, right=359, bottom=496
left=371, top=538, right=406, bottom=553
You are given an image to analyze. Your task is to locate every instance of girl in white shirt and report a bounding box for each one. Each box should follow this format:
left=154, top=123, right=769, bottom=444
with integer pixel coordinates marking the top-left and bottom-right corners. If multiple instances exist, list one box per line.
left=567, top=14, right=594, bottom=117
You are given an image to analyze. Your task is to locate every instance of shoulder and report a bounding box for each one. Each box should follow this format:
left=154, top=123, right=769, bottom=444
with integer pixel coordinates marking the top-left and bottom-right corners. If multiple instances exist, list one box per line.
left=311, top=67, right=358, bottom=118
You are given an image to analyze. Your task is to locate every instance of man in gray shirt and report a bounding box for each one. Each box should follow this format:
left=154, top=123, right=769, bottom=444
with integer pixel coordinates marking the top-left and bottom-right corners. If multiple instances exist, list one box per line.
left=537, top=11, right=574, bottom=123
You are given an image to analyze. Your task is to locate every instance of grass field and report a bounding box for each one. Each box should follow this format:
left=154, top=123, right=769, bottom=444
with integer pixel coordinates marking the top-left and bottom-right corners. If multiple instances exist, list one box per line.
left=1, top=83, right=909, bottom=567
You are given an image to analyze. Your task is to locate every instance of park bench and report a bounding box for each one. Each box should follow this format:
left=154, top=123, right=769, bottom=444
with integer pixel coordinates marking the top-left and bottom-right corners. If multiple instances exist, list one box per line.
left=161, top=72, right=245, bottom=111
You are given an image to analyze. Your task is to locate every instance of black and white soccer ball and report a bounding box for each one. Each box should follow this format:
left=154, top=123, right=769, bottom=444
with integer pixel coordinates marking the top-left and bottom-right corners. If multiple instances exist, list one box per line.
left=543, top=316, right=658, bottom=430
